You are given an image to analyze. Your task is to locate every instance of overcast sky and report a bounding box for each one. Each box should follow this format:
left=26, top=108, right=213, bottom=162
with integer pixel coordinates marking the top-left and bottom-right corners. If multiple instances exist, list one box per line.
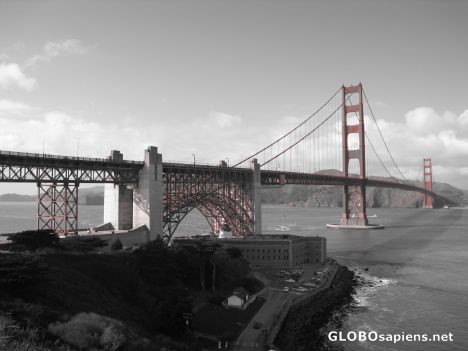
left=0, top=0, right=467, bottom=194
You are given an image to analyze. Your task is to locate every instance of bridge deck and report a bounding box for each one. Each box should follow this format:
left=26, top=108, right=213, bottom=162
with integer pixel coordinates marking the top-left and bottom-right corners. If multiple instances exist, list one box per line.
left=0, top=150, right=143, bottom=183
left=0, top=150, right=451, bottom=204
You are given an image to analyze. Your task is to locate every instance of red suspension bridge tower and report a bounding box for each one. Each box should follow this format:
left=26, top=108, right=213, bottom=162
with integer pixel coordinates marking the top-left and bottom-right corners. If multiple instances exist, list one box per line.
left=340, top=83, right=368, bottom=226
left=423, top=158, right=433, bottom=208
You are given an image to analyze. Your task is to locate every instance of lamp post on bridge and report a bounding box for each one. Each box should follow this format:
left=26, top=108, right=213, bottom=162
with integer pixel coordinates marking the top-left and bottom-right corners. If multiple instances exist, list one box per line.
left=192, top=154, right=196, bottom=165
left=225, top=158, right=229, bottom=166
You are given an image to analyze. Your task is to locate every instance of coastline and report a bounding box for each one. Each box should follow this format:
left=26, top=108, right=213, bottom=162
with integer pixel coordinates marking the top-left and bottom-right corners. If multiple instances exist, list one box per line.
left=273, top=264, right=356, bottom=351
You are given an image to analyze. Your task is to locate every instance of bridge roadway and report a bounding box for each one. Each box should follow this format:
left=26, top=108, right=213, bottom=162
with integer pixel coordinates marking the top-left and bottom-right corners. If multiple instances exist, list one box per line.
left=0, top=150, right=451, bottom=205
left=0, top=150, right=143, bottom=183
left=260, top=170, right=454, bottom=205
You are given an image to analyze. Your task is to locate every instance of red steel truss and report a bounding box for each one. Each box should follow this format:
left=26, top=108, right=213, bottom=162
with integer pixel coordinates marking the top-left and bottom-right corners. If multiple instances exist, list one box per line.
left=37, top=182, right=79, bottom=234
left=162, top=162, right=254, bottom=241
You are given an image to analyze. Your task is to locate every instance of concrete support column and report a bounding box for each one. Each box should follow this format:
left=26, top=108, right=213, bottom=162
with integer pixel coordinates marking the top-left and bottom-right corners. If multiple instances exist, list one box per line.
left=133, top=146, right=163, bottom=240
left=103, top=184, right=133, bottom=230
left=103, top=150, right=133, bottom=230
left=251, top=158, right=262, bottom=235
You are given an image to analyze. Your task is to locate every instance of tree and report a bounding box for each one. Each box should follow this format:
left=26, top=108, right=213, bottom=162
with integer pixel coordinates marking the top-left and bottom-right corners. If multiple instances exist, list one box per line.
left=7, top=230, right=59, bottom=251
left=225, top=246, right=242, bottom=259
left=209, top=252, right=224, bottom=292
left=110, top=238, right=123, bottom=251
left=60, top=236, right=107, bottom=252
left=193, top=241, right=222, bottom=291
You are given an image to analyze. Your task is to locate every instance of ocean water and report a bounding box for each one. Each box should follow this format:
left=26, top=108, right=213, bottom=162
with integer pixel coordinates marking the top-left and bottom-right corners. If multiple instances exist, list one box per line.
left=257, top=205, right=468, bottom=351
left=1, top=203, right=467, bottom=350
left=0, top=202, right=104, bottom=237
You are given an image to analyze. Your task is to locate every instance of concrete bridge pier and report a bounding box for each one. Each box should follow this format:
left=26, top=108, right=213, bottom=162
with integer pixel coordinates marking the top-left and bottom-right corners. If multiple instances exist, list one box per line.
left=103, top=147, right=163, bottom=239
left=133, top=146, right=163, bottom=240
left=103, top=184, right=133, bottom=230
left=104, top=150, right=133, bottom=230
left=252, top=158, right=262, bottom=235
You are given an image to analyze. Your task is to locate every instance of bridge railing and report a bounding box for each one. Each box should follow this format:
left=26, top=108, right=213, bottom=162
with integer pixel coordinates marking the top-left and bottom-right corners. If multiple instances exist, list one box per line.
left=163, top=160, right=251, bottom=170
left=0, top=150, right=144, bottom=165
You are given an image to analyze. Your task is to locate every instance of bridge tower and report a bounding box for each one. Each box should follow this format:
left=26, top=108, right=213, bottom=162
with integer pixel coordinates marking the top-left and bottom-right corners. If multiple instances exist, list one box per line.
left=423, top=158, right=433, bottom=208
left=340, top=83, right=368, bottom=226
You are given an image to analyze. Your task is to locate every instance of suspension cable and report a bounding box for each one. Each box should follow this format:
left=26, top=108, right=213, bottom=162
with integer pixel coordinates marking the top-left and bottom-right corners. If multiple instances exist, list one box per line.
left=232, top=86, right=342, bottom=167
left=260, top=99, right=345, bottom=167
left=362, top=88, right=407, bottom=180
left=365, top=132, right=393, bottom=178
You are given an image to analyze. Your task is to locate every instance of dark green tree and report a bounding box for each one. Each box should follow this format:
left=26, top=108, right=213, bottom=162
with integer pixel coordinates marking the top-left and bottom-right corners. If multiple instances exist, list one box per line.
left=7, top=229, right=59, bottom=251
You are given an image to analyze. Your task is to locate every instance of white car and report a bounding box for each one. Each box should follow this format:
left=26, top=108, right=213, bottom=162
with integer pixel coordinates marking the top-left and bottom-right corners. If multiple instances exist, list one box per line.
left=283, top=287, right=290, bottom=292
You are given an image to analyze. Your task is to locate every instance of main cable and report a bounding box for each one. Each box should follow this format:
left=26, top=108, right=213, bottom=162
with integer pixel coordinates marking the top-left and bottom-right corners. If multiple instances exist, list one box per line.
left=363, top=88, right=407, bottom=180
left=232, top=86, right=342, bottom=167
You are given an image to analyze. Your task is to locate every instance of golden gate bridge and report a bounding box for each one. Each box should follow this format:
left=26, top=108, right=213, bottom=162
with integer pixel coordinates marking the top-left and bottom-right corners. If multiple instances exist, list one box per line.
left=0, top=83, right=453, bottom=242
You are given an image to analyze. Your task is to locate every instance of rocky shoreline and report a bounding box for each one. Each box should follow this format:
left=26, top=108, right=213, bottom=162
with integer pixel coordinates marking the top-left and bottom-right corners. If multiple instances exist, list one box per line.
left=274, top=265, right=356, bottom=351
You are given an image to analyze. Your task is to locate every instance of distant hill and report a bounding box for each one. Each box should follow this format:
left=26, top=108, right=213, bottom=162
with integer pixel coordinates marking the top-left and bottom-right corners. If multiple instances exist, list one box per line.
left=261, top=171, right=467, bottom=208
left=80, top=186, right=104, bottom=205
left=0, top=186, right=105, bottom=205
left=0, top=193, right=36, bottom=202
left=1, top=180, right=465, bottom=208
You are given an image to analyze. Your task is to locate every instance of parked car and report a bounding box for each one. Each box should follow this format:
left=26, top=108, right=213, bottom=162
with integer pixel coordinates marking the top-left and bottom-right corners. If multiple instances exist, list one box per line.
left=283, top=287, right=290, bottom=292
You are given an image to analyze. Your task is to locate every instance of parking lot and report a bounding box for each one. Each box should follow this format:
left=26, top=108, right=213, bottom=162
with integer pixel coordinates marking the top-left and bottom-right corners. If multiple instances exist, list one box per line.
left=253, top=259, right=336, bottom=294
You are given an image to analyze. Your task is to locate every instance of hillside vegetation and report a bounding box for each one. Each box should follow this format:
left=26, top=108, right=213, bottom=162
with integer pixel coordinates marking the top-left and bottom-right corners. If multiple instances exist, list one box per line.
left=0, top=233, right=259, bottom=350
left=261, top=181, right=467, bottom=208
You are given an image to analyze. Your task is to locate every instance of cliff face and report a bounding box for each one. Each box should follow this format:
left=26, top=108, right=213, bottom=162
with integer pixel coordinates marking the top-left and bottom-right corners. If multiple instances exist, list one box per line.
left=261, top=182, right=467, bottom=208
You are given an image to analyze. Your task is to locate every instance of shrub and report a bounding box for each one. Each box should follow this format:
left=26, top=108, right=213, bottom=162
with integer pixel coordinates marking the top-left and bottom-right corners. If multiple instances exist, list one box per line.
left=110, top=238, right=123, bottom=252
left=225, top=246, right=242, bottom=258
left=100, top=323, right=126, bottom=351
left=7, top=230, right=59, bottom=251
left=0, top=254, right=47, bottom=286
left=1, top=313, right=72, bottom=351
left=60, top=236, right=108, bottom=252
left=208, top=292, right=226, bottom=305
left=48, top=312, right=127, bottom=350
left=243, top=277, right=264, bottom=294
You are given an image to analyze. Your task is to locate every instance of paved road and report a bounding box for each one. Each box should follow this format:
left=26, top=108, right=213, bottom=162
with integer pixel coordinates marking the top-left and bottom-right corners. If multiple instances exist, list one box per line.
left=233, top=262, right=339, bottom=351
left=234, top=288, right=294, bottom=350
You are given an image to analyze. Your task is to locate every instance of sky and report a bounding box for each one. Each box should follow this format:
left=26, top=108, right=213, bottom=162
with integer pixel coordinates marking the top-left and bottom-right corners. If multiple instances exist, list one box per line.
left=0, top=0, right=467, bottom=194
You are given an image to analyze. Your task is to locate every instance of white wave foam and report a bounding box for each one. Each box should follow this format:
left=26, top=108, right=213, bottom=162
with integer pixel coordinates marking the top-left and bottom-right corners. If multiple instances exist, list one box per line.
left=271, top=225, right=291, bottom=231
left=353, top=269, right=397, bottom=309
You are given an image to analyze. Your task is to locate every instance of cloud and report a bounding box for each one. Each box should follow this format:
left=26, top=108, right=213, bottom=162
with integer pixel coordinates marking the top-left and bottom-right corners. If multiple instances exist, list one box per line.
left=0, top=63, right=37, bottom=91
left=0, top=103, right=282, bottom=169
left=0, top=109, right=143, bottom=158
left=26, top=39, right=90, bottom=67
left=0, top=99, right=466, bottom=189
left=0, top=99, right=35, bottom=116
left=209, top=111, right=242, bottom=128
left=375, top=107, right=468, bottom=188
